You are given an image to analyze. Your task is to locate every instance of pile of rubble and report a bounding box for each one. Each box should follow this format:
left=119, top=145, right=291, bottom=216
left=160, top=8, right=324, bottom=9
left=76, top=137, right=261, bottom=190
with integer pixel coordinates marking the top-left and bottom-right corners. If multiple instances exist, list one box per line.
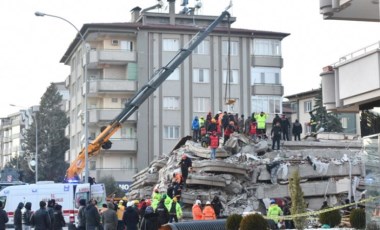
left=128, top=132, right=365, bottom=218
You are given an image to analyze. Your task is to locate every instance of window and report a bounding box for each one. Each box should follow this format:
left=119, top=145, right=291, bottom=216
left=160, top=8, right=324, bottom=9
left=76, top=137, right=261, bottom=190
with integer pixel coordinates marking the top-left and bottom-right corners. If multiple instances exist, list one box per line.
left=163, top=97, right=180, bottom=110
left=253, top=39, right=281, bottom=56
left=167, top=68, right=180, bottom=81
left=193, top=97, right=210, bottom=112
left=304, top=100, right=312, bottom=113
left=163, top=39, right=179, bottom=51
left=120, top=40, right=133, bottom=51
left=222, top=41, right=238, bottom=56
left=341, top=117, right=348, bottom=129
left=164, top=126, right=180, bottom=139
left=223, top=69, right=239, bottom=84
left=290, top=102, right=298, bottom=113
left=194, top=40, right=210, bottom=55
left=251, top=67, right=281, bottom=85
left=111, top=98, right=118, bottom=103
left=193, top=68, right=210, bottom=83
left=251, top=96, right=281, bottom=114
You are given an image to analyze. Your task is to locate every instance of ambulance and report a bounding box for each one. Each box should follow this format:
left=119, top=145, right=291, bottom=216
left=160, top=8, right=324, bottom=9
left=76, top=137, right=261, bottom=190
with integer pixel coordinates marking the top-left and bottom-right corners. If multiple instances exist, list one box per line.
left=0, top=181, right=106, bottom=228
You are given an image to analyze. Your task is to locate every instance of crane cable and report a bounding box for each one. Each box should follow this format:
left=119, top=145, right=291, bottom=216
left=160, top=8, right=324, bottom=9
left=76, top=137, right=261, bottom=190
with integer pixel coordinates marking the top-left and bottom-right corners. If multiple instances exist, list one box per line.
left=224, top=13, right=235, bottom=106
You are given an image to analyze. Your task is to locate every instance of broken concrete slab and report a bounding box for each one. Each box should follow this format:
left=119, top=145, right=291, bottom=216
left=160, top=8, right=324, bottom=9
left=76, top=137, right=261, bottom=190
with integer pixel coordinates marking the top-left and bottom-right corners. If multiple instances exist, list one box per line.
left=187, top=174, right=226, bottom=187
left=192, top=160, right=248, bottom=176
left=255, top=178, right=351, bottom=199
left=186, top=141, right=230, bottom=158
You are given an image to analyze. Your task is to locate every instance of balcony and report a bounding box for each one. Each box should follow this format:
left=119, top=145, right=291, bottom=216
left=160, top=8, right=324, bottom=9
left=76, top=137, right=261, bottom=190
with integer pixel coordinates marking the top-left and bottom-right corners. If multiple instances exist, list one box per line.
left=87, top=49, right=136, bottom=68
left=320, top=0, right=380, bottom=22
left=251, top=55, right=283, bottom=68
left=88, top=109, right=137, bottom=123
left=92, top=168, right=138, bottom=181
left=65, top=125, right=70, bottom=138
left=88, top=79, right=137, bottom=95
left=109, top=138, right=137, bottom=152
left=251, top=84, right=284, bottom=96
left=320, top=42, right=380, bottom=111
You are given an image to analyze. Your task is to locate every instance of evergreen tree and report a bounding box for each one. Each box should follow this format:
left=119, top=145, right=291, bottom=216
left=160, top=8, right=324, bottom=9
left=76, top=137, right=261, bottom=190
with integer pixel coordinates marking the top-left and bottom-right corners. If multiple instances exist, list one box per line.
left=360, top=110, right=380, bottom=136
left=313, top=86, right=343, bottom=132
left=289, top=170, right=307, bottom=230
left=22, top=83, right=69, bottom=182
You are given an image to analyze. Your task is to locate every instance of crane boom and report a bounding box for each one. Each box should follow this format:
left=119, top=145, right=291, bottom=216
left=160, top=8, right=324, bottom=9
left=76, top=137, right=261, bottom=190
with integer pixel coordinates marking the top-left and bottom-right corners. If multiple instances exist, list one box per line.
left=65, top=6, right=231, bottom=181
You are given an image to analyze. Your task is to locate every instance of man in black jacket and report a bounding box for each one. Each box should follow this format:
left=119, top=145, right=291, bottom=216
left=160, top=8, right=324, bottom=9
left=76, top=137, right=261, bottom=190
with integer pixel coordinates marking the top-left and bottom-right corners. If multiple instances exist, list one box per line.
left=85, top=199, right=101, bottom=230
left=14, top=202, right=24, bottom=230
left=271, top=122, right=282, bottom=150
left=31, top=201, right=51, bottom=230
left=178, top=154, right=192, bottom=190
left=0, top=201, right=8, bottom=230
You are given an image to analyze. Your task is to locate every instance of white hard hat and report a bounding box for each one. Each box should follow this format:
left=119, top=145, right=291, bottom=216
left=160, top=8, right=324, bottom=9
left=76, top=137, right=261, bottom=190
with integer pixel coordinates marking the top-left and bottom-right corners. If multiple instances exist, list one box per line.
left=195, top=200, right=201, bottom=205
left=206, top=201, right=211, bottom=205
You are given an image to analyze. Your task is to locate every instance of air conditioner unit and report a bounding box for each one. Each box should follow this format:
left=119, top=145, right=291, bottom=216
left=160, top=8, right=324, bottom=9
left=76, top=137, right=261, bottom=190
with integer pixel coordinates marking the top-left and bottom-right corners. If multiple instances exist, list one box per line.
left=111, top=40, right=119, bottom=46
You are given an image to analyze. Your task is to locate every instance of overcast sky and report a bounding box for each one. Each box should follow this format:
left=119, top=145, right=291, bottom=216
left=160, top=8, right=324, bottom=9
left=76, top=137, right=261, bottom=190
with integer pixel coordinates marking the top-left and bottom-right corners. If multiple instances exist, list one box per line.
left=0, top=0, right=379, bottom=117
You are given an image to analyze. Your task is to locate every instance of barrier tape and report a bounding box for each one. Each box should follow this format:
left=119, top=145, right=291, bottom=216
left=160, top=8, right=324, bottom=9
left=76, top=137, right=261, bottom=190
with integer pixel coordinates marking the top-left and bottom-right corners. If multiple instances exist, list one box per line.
left=266, top=196, right=380, bottom=221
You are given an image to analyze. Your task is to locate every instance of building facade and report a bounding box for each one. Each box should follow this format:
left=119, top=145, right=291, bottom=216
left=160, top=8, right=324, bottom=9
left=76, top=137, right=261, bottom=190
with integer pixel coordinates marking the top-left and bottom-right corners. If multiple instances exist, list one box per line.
left=61, top=1, right=289, bottom=182
left=285, top=89, right=359, bottom=138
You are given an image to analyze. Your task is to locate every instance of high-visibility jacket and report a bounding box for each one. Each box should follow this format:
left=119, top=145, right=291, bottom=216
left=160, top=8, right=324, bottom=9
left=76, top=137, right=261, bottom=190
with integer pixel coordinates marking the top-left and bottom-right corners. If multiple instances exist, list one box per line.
left=192, top=204, right=203, bottom=220
left=202, top=205, right=216, bottom=220
left=267, top=204, right=283, bottom=223
left=255, top=113, right=268, bottom=129
left=209, top=135, right=219, bottom=149
left=116, top=205, right=125, bottom=220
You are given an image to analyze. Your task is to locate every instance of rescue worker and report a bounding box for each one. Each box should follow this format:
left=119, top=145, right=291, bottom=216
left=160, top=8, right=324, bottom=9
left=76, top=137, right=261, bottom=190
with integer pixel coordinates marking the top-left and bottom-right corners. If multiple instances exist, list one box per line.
left=168, top=197, right=182, bottom=223
left=209, top=131, right=219, bottom=160
left=211, top=196, right=223, bottom=218
left=267, top=199, right=283, bottom=227
left=178, top=154, right=192, bottom=190
left=192, top=200, right=203, bottom=220
left=202, top=201, right=216, bottom=220
left=309, top=111, right=317, bottom=133
left=116, top=200, right=126, bottom=230
left=254, top=111, right=269, bottom=137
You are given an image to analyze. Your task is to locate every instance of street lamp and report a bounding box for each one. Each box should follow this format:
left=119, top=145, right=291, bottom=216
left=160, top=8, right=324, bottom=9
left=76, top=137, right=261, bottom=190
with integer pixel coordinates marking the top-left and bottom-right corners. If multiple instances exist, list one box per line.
left=10, top=104, right=38, bottom=183
left=35, top=11, right=89, bottom=183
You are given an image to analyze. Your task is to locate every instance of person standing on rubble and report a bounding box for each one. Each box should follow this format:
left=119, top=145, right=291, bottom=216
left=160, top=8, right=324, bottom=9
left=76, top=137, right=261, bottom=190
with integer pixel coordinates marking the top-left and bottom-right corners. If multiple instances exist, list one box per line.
left=211, top=196, right=224, bottom=218
left=292, top=119, right=303, bottom=141
left=207, top=118, right=218, bottom=133
left=244, top=115, right=251, bottom=135
left=178, top=154, right=192, bottom=191
left=192, top=200, right=203, bottom=220
left=192, top=116, right=200, bottom=142
left=209, top=131, right=219, bottom=160
left=280, top=115, right=290, bottom=141
left=202, top=201, right=216, bottom=220
left=255, top=111, right=269, bottom=138
left=309, top=111, right=317, bottom=133
left=271, top=121, right=282, bottom=151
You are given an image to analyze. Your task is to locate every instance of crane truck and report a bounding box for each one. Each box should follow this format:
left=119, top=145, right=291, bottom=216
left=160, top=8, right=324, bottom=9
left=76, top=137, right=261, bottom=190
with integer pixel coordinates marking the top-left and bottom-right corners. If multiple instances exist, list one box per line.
left=65, top=5, right=232, bottom=182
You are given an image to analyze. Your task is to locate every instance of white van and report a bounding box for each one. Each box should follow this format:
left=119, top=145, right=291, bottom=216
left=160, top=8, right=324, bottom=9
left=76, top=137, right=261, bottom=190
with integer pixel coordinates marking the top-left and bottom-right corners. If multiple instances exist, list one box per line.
left=0, top=182, right=106, bottom=228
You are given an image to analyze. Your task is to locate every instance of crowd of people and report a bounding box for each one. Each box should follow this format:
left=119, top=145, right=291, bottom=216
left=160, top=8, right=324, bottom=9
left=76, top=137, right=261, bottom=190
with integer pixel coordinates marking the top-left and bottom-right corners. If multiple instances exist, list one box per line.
left=191, top=111, right=304, bottom=155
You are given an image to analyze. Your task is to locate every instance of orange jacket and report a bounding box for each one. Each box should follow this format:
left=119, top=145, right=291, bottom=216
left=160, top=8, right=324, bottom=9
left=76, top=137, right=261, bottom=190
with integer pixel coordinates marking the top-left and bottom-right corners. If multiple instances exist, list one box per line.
left=202, top=205, right=216, bottom=220
left=192, top=204, right=203, bottom=220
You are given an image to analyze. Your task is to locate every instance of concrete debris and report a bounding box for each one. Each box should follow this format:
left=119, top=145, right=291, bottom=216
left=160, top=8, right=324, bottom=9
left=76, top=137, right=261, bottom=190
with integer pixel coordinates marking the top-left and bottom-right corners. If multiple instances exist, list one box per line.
left=127, top=132, right=365, bottom=217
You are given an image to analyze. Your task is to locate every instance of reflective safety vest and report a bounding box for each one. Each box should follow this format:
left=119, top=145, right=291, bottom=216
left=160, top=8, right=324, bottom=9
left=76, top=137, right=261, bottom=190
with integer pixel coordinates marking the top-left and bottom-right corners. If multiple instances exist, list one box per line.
left=202, top=206, right=216, bottom=220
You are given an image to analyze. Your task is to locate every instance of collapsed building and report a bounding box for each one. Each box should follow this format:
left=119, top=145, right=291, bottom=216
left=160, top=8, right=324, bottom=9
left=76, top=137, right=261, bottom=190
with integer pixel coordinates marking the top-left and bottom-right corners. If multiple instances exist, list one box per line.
left=127, top=132, right=366, bottom=218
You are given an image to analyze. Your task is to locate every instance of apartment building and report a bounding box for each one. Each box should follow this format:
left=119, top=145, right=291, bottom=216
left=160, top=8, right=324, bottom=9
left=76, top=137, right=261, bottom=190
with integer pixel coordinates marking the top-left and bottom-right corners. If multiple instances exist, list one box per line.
left=60, top=0, right=289, bottom=182
left=0, top=82, right=67, bottom=175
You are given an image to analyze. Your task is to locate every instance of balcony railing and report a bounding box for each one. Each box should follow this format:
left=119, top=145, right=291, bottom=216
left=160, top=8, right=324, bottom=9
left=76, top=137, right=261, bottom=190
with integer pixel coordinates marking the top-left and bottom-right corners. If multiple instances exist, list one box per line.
left=88, top=49, right=136, bottom=67
left=88, top=79, right=137, bottom=94
left=109, top=138, right=137, bottom=151
left=88, top=109, right=137, bottom=123
left=333, top=41, right=380, bottom=66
